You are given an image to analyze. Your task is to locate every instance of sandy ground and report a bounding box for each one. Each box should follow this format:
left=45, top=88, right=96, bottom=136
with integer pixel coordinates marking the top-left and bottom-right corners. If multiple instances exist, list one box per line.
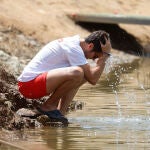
left=0, top=0, right=150, bottom=45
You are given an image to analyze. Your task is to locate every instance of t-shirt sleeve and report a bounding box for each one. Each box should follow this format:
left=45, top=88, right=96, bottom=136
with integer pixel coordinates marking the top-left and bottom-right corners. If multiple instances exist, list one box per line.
left=65, top=46, right=88, bottom=66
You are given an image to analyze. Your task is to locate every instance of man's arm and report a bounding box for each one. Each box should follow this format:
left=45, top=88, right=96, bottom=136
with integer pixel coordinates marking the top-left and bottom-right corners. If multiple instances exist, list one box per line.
left=80, top=54, right=109, bottom=85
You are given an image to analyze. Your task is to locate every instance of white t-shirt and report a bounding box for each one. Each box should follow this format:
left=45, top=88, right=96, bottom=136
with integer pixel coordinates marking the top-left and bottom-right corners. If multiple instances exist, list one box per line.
left=18, top=35, right=88, bottom=82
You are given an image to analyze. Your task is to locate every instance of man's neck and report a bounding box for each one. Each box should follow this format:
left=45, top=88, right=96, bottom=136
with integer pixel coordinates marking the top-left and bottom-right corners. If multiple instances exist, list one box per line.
left=80, top=39, right=86, bottom=51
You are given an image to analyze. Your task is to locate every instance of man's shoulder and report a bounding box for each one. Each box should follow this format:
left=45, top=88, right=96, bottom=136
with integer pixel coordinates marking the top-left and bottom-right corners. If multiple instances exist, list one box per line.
left=63, top=35, right=80, bottom=43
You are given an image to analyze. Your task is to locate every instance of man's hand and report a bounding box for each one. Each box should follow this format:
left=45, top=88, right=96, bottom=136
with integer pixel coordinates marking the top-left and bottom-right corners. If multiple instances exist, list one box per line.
left=96, top=36, right=111, bottom=64
left=100, top=36, right=112, bottom=54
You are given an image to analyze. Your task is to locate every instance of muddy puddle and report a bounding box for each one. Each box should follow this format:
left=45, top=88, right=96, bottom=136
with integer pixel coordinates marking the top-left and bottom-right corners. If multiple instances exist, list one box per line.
left=0, top=55, right=149, bottom=150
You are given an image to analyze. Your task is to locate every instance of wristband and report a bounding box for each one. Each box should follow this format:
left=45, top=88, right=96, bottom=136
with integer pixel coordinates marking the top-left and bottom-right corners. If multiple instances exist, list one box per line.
left=103, top=52, right=111, bottom=57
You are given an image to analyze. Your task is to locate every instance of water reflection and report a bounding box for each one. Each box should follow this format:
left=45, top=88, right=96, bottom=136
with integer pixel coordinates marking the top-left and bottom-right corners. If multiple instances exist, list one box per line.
left=0, top=56, right=150, bottom=150
left=20, top=115, right=149, bottom=150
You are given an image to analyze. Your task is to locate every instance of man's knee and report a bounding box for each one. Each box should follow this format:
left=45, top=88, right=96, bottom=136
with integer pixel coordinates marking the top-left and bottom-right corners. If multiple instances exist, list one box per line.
left=69, top=66, right=84, bottom=82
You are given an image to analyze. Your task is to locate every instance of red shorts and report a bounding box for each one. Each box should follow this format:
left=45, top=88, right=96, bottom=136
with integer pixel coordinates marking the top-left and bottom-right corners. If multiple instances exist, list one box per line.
left=18, top=72, right=48, bottom=99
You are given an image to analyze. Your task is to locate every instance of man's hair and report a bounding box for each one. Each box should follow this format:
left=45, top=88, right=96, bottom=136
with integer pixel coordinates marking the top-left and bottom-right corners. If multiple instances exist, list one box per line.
left=85, top=30, right=110, bottom=52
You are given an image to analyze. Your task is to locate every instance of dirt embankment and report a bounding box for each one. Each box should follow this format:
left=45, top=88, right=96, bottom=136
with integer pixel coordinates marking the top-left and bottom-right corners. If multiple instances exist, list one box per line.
left=0, top=0, right=150, bottom=44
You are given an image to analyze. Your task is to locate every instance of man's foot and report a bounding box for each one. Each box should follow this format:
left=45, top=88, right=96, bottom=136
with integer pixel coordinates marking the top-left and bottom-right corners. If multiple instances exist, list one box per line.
left=37, top=107, right=69, bottom=124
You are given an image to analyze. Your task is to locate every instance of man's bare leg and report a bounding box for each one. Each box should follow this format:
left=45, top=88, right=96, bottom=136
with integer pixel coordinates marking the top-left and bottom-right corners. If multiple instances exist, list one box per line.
left=58, top=79, right=86, bottom=114
left=58, top=88, right=79, bottom=115
left=40, top=66, right=84, bottom=112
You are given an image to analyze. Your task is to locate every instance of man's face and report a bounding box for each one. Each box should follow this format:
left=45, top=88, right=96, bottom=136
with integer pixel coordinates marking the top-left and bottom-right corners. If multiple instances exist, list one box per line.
left=92, top=52, right=102, bottom=60
left=84, top=43, right=101, bottom=60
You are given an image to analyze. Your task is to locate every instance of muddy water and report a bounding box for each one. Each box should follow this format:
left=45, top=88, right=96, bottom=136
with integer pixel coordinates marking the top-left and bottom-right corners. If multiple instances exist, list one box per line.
left=0, top=56, right=150, bottom=150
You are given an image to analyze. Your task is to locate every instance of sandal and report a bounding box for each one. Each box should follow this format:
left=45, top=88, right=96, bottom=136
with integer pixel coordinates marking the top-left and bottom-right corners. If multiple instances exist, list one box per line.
left=37, top=107, right=68, bottom=124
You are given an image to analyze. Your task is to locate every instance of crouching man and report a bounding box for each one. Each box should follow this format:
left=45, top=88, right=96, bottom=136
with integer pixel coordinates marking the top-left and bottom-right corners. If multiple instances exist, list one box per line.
left=18, top=30, right=111, bottom=123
